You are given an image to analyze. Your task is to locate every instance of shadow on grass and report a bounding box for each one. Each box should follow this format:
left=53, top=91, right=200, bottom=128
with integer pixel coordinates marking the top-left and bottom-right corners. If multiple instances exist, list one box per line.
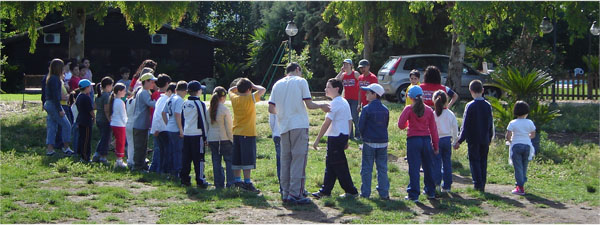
left=336, top=196, right=373, bottom=214
left=184, top=186, right=270, bottom=208
left=367, top=198, right=411, bottom=212
left=283, top=202, right=336, bottom=223
left=523, top=193, right=567, bottom=209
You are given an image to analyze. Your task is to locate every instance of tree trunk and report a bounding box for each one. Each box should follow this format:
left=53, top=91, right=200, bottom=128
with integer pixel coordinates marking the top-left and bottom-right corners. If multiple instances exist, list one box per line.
left=447, top=30, right=465, bottom=94
left=519, top=24, right=534, bottom=58
left=69, top=6, right=86, bottom=61
left=362, top=20, right=374, bottom=60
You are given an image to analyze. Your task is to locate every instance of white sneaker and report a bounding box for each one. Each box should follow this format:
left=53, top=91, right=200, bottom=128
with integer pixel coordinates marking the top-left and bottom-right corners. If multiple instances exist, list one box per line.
left=441, top=188, right=451, bottom=193
left=63, top=147, right=75, bottom=156
left=115, top=159, right=127, bottom=168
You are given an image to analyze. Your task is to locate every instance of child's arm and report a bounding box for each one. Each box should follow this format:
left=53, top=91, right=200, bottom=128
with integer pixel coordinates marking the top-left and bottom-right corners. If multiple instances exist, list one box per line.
left=358, top=108, right=367, bottom=137
left=228, top=86, right=237, bottom=94
left=448, top=92, right=459, bottom=108
left=304, top=99, right=330, bottom=112
left=252, top=84, right=266, bottom=98
left=162, top=111, right=168, bottom=126
left=175, top=113, right=183, bottom=137
left=312, top=117, right=332, bottom=150
left=529, top=130, right=536, bottom=139
left=397, top=107, right=410, bottom=130
left=429, top=114, right=439, bottom=154
left=506, top=130, right=512, bottom=143
left=334, top=66, right=344, bottom=80
left=104, top=102, right=111, bottom=122
left=454, top=103, right=470, bottom=149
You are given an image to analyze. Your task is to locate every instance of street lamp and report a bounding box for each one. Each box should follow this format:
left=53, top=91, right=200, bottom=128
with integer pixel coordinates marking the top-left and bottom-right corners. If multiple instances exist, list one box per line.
left=590, top=21, right=600, bottom=36
left=540, top=17, right=554, bottom=34
left=541, top=15, right=558, bottom=105
left=285, top=20, right=298, bottom=63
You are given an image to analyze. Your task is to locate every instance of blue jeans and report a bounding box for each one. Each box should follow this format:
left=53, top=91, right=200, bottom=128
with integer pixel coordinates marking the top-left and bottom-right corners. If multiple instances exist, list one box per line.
left=149, top=136, right=161, bottom=173
left=44, top=101, right=71, bottom=146
left=347, top=99, right=360, bottom=139
left=54, top=105, right=73, bottom=149
left=468, top=143, right=489, bottom=191
left=95, top=121, right=111, bottom=156
left=432, top=137, right=453, bottom=189
left=156, top=131, right=170, bottom=174
left=167, top=132, right=184, bottom=176
left=406, top=136, right=436, bottom=200
left=511, top=144, right=530, bottom=187
left=360, top=144, right=389, bottom=198
left=210, top=141, right=234, bottom=188
left=273, top=136, right=282, bottom=191
left=71, top=122, right=79, bottom=153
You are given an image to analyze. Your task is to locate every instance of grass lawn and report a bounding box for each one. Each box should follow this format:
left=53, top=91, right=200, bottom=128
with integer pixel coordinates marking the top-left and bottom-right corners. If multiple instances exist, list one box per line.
left=0, top=99, right=598, bottom=223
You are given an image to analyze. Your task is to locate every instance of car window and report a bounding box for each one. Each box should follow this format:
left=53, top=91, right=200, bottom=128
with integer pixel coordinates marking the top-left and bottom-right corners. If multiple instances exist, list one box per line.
left=403, top=57, right=429, bottom=71
left=382, top=58, right=399, bottom=69
left=463, top=64, right=479, bottom=75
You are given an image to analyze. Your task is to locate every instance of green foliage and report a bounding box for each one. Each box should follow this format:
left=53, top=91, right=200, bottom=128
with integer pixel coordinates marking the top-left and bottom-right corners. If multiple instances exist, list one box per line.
left=496, top=37, right=555, bottom=75
left=216, top=62, right=247, bottom=88
left=582, top=55, right=599, bottom=75
left=541, top=104, right=599, bottom=133
left=466, top=47, right=491, bottom=70
left=319, top=37, right=357, bottom=70
left=281, top=45, right=313, bottom=80
left=0, top=42, right=7, bottom=93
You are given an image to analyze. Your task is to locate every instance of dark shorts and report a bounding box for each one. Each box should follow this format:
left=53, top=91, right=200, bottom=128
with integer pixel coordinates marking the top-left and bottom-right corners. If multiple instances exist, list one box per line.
left=232, top=135, right=256, bottom=170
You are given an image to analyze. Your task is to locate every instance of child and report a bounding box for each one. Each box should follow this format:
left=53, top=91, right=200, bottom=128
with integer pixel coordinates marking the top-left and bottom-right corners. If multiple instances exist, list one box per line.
left=68, top=63, right=81, bottom=91
left=335, top=59, right=360, bottom=140
left=148, top=74, right=172, bottom=173
left=117, top=67, right=131, bottom=90
left=163, top=81, right=187, bottom=177
left=229, top=78, right=266, bottom=193
left=92, top=76, right=114, bottom=163
left=405, top=69, right=421, bottom=106
left=268, top=111, right=282, bottom=192
left=208, top=86, right=234, bottom=188
left=312, top=78, right=359, bottom=199
left=131, top=73, right=157, bottom=171
left=108, top=83, right=128, bottom=168
left=180, top=81, right=210, bottom=188
left=506, top=101, right=536, bottom=195
left=454, top=80, right=494, bottom=192
left=125, top=87, right=140, bottom=168
left=398, top=86, right=439, bottom=202
left=76, top=79, right=95, bottom=162
left=69, top=89, right=80, bottom=155
left=432, top=90, right=459, bottom=193
left=357, top=83, right=390, bottom=199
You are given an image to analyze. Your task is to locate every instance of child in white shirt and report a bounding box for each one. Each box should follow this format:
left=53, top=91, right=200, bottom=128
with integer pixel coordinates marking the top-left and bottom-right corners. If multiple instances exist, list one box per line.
left=431, top=90, right=459, bottom=193
left=109, top=83, right=128, bottom=168
left=506, top=101, right=536, bottom=196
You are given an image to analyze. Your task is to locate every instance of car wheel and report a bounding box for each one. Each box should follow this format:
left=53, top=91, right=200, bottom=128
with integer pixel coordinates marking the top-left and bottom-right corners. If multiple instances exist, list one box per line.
left=396, top=84, right=410, bottom=104
left=484, top=87, right=501, bottom=98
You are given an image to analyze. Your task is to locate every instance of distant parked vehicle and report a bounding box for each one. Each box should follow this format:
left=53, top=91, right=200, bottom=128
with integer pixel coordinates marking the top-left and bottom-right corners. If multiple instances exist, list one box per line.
left=377, top=54, right=501, bottom=103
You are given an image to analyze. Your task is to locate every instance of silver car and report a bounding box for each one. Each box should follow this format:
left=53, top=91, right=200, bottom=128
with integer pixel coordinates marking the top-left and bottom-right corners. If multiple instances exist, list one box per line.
left=377, top=54, right=501, bottom=103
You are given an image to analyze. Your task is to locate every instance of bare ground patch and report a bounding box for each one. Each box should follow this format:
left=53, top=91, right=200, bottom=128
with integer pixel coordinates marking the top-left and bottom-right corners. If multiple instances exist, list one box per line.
left=205, top=205, right=359, bottom=224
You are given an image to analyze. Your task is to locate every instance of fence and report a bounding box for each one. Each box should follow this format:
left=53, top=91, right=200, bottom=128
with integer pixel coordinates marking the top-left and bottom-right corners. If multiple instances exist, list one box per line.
left=539, top=74, right=600, bottom=100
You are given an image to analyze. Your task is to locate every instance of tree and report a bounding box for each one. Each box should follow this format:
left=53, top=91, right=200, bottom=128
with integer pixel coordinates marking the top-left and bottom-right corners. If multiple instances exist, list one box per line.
left=322, top=2, right=420, bottom=61
left=1, top=1, right=197, bottom=60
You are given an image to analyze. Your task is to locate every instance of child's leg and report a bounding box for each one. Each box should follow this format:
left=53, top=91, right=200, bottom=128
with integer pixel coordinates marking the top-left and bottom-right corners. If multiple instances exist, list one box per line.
left=72, top=123, right=79, bottom=154
left=375, top=147, right=390, bottom=198
left=431, top=146, right=443, bottom=187
left=279, top=132, right=292, bottom=197
left=111, top=126, right=126, bottom=159
left=232, top=135, right=243, bottom=182
left=158, top=131, right=170, bottom=174
left=241, top=136, right=257, bottom=183
left=511, top=144, right=528, bottom=187
left=95, top=121, right=111, bottom=157
left=220, top=141, right=235, bottom=187
left=179, top=136, right=193, bottom=185
left=480, top=144, right=489, bottom=189
left=125, top=127, right=134, bottom=166
left=169, top=132, right=184, bottom=176
left=192, top=140, right=206, bottom=185
left=78, top=125, right=92, bottom=161
left=330, top=135, right=357, bottom=195
left=149, top=137, right=161, bottom=173
left=467, top=143, right=486, bottom=191
left=287, top=128, right=309, bottom=198
left=360, top=144, right=376, bottom=197
left=210, top=141, right=225, bottom=188
left=421, top=137, right=436, bottom=197
left=132, top=128, right=149, bottom=171
left=319, top=162, right=337, bottom=195
left=440, top=137, right=453, bottom=190
left=406, top=136, right=423, bottom=200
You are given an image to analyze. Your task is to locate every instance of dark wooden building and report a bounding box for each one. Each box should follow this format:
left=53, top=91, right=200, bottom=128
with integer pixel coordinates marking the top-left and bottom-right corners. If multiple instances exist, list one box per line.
left=2, top=11, right=225, bottom=92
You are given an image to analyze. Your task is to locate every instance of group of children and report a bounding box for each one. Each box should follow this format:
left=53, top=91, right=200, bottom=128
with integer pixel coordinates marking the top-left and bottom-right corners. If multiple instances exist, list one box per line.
left=45, top=57, right=537, bottom=202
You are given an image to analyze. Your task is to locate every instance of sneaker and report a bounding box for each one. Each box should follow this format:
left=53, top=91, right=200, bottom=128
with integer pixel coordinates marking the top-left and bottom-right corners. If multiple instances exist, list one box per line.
left=287, top=195, right=312, bottom=204
left=311, top=191, right=330, bottom=199
left=302, top=189, right=309, bottom=198
left=380, top=196, right=390, bottom=200
left=441, top=188, right=451, bottom=193
left=511, top=186, right=525, bottom=195
left=46, top=151, right=56, bottom=156
left=98, top=157, right=108, bottom=164
left=63, top=148, right=75, bottom=156
left=232, top=182, right=245, bottom=189
left=404, top=196, right=419, bottom=203
left=115, top=159, right=127, bottom=168
left=339, top=193, right=358, bottom=198
left=427, top=194, right=436, bottom=199
left=91, top=153, right=101, bottom=162
left=243, top=182, right=261, bottom=193
left=197, top=181, right=210, bottom=189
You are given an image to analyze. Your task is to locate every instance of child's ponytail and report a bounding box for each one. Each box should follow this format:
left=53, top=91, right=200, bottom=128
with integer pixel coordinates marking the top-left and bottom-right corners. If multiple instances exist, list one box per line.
left=433, top=90, right=448, bottom=117
left=98, top=76, right=115, bottom=98
left=412, top=95, right=425, bottom=118
left=209, top=86, right=227, bottom=124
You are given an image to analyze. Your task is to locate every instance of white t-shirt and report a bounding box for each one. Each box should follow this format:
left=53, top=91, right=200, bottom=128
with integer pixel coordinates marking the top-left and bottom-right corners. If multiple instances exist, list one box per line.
left=110, top=98, right=127, bottom=127
left=182, top=98, right=209, bottom=136
left=71, top=104, right=79, bottom=122
left=163, top=95, right=184, bottom=132
left=125, top=97, right=136, bottom=129
left=434, top=108, right=459, bottom=143
left=268, top=75, right=312, bottom=134
left=507, top=118, right=536, bottom=164
left=325, top=96, right=352, bottom=137
left=150, top=94, right=169, bottom=134
left=269, top=113, right=280, bottom=137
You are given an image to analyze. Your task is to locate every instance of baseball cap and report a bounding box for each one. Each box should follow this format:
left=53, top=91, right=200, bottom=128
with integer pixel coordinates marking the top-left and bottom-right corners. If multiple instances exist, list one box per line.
left=187, top=80, right=206, bottom=92
left=407, top=85, right=424, bottom=99
left=139, top=73, right=157, bottom=82
left=343, top=59, right=353, bottom=65
left=360, top=83, right=384, bottom=96
left=141, top=67, right=154, bottom=75
left=358, top=59, right=370, bottom=68
left=78, top=79, right=91, bottom=88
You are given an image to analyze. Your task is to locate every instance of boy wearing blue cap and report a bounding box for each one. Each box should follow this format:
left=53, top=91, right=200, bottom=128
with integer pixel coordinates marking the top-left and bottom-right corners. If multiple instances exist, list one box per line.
left=358, top=83, right=390, bottom=199
left=75, top=79, right=95, bottom=162
left=180, top=80, right=211, bottom=188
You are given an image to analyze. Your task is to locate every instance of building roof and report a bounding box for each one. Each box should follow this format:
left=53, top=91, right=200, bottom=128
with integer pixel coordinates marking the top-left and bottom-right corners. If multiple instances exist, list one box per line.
left=2, top=18, right=226, bottom=47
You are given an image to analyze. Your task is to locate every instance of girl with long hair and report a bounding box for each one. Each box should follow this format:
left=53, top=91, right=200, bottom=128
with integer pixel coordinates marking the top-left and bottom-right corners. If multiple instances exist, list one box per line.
left=109, top=83, right=128, bottom=168
left=92, top=76, right=114, bottom=163
left=44, top=58, right=73, bottom=156
left=207, top=86, right=234, bottom=188
left=129, top=59, right=157, bottom=92
left=431, top=90, right=458, bottom=193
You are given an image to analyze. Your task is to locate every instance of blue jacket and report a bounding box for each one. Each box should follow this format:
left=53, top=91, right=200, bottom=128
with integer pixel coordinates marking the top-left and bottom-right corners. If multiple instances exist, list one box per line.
left=358, top=99, right=389, bottom=143
left=457, top=97, right=494, bottom=145
left=44, top=75, right=63, bottom=113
